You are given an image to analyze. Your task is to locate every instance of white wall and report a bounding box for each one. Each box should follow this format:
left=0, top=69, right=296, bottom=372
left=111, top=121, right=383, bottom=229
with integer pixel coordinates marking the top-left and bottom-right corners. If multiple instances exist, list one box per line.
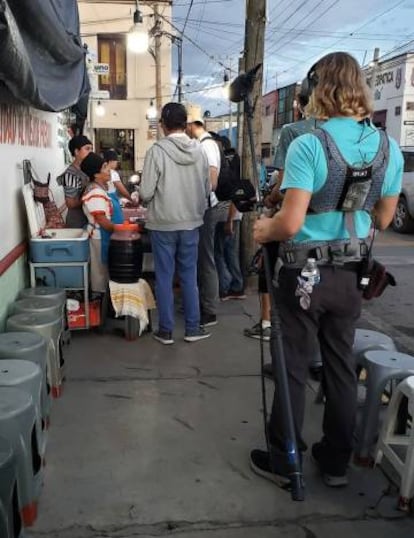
left=369, top=54, right=414, bottom=146
left=402, top=58, right=414, bottom=146
left=0, top=105, right=66, bottom=258
left=79, top=2, right=172, bottom=170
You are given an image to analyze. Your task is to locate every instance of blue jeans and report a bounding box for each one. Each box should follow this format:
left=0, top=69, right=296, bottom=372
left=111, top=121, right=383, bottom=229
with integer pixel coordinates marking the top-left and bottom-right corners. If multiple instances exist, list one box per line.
left=214, top=221, right=244, bottom=294
left=150, top=229, right=200, bottom=333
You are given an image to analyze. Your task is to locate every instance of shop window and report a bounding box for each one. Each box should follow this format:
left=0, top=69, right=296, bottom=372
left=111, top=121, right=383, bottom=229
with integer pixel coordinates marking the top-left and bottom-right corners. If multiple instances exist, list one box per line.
left=98, top=35, right=127, bottom=100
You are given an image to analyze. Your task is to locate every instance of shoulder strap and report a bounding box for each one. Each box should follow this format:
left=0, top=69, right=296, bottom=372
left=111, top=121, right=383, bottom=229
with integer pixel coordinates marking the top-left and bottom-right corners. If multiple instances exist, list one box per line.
left=200, top=136, right=213, bottom=143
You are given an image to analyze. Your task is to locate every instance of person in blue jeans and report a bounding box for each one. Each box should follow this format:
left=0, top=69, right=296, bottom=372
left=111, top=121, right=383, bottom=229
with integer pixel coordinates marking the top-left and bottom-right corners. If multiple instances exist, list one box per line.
left=140, top=103, right=211, bottom=344
left=215, top=203, right=246, bottom=300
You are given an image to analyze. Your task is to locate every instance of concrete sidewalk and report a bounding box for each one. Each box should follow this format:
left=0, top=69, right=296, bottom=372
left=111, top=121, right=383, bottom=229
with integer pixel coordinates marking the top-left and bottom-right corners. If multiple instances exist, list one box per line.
left=29, top=296, right=412, bottom=538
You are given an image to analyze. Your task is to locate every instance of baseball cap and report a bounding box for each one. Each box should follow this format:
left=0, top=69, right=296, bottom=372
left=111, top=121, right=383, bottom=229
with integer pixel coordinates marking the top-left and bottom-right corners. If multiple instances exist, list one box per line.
left=68, top=135, right=92, bottom=156
left=187, top=114, right=205, bottom=126
left=80, top=152, right=105, bottom=180
left=103, top=149, right=118, bottom=162
left=161, top=102, right=187, bottom=128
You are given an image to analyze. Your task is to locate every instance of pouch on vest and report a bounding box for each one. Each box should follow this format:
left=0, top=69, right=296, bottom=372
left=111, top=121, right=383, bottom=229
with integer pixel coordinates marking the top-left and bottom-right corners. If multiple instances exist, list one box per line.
left=339, top=165, right=373, bottom=212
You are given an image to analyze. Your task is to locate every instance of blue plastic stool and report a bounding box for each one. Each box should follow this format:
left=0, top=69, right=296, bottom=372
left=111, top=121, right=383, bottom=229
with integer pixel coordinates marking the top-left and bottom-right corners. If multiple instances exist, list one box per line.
left=355, top=350, right=414, bottom=464
left=7, top=313, right=64, bottom=398
left=0, top=361, right=45, bottom=458
left=18, top=287, right=70, bottom=346
left=0, top=332, right=50, bottom=428
left=0, top=436, right=21, bottom=538
left=0, top=388, right=42, bottom=527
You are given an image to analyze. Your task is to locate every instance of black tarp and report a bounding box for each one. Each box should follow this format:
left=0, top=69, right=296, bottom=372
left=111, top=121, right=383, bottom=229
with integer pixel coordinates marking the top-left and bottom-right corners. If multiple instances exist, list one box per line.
left=0, top=0, right=89, bottom=115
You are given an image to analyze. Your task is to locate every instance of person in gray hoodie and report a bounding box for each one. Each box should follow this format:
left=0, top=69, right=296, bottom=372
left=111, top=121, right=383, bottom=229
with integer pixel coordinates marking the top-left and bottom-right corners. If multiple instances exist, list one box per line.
left=140, top=102, right=211, bottom=345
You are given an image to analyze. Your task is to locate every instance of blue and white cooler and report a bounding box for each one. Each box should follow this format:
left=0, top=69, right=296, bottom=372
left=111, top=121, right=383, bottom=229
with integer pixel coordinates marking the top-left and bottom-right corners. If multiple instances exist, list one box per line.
left=23, top=184, right=89, bottom=288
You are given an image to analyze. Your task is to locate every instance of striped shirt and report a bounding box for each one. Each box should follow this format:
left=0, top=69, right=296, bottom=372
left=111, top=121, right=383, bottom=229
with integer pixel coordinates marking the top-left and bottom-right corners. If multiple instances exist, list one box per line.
left=57, top=163, right=89, bottom=228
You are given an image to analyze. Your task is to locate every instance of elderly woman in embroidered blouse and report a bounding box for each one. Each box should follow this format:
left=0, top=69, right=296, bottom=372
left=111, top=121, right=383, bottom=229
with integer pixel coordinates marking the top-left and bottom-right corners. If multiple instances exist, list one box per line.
left=81, top=152, right=137, bottom=293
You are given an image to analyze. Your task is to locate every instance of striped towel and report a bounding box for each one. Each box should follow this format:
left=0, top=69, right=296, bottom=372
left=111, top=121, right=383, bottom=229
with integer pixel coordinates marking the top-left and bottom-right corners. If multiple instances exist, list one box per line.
left=109, top=279, right=156, bottom=335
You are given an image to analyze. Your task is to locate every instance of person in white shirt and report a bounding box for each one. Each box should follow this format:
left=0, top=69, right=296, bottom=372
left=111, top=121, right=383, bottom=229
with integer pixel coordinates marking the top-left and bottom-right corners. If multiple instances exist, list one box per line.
left=103, top=149, right=134, bottom=203
left=187, top=118, right=229, bottom=327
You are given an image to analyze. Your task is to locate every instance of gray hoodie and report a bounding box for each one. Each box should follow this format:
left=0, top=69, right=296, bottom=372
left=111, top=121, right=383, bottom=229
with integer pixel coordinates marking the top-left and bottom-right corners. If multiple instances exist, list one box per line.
left=140, top=133, right=210, bottom=231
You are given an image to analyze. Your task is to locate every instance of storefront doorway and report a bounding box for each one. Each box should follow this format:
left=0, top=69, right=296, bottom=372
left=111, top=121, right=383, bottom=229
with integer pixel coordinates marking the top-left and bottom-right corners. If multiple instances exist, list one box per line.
left=95, top=128, right=135, bottom=179
left=373, top=109, right=387, bottom=130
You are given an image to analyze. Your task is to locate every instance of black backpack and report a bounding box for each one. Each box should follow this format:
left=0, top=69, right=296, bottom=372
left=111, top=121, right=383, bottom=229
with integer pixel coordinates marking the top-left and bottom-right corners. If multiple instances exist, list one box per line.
left=201, top=137, right=241, bottom=201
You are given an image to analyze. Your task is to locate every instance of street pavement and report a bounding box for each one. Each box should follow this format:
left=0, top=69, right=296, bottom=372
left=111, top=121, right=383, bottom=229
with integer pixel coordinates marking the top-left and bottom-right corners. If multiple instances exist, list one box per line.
left=29, top=229, right=414, bottom=538
left=366, top=229, right=414, bottom=354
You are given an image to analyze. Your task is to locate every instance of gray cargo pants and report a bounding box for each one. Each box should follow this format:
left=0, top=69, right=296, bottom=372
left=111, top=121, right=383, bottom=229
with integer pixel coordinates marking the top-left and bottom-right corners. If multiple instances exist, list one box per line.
left=198, top=203, right=229, bottom=316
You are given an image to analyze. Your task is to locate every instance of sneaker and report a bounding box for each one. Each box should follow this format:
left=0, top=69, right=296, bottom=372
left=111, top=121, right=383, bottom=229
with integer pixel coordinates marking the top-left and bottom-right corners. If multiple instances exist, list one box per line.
left=244, top=322, right=271, bottom=341
left=249, top=449, right=291, bottom=489
left=311, top=442, right=349, bottom=487
left=200, top=313, right=217, bottom=327
left=152, top=330, right=174, bottom=345
left=221, top=290, right=247, bottom=301
left=184, top=327, right=211, bottom=342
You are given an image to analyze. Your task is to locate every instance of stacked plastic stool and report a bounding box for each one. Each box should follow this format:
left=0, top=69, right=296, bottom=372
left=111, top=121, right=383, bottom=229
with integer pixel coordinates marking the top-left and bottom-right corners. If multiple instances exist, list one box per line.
left=315, top=329, right=397, bottom=404
left=0, top=361, right=45, bottom=458
left=374, top=375, right=414, bottom=512
left=0, top=436, right=22, bottom=538
left=7, top=312, right=64, bottom=398
left=355, top=350, right=414, bottom=464
left=353, top=329, right=397, bottom=363
left=13, top=297, right=62, bottom=322
left=0, top=387, right=42, bottom=527
left=18, top=287, right=70, bottom=346
left=0, top=332, right=50, bottom=428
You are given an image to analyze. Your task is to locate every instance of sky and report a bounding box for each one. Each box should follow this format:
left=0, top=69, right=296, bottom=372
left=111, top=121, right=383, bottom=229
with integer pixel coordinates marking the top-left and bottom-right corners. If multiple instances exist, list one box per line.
left=164, top=0, right=414, bottom=115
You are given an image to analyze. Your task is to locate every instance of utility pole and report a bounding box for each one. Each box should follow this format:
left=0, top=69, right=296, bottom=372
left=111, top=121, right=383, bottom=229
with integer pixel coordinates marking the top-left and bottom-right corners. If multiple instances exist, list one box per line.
left=228, top=58, right=233, bottom=145
left=153, top=3, right=162, bottom=139
left=240, top=0, right=266, bottom=277
left=176, top=36, right=183, bottom=103
left=237, top=56, right=245, bottom=156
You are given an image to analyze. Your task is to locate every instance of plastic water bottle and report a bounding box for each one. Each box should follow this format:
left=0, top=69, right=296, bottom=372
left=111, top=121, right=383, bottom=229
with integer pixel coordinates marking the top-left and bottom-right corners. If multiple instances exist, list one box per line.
left=300, top=258, right=320, bottom=286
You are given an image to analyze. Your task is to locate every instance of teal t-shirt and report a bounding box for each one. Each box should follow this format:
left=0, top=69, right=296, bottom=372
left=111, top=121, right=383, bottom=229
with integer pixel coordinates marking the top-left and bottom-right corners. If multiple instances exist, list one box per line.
left=281, top=117, right=404, bottom=243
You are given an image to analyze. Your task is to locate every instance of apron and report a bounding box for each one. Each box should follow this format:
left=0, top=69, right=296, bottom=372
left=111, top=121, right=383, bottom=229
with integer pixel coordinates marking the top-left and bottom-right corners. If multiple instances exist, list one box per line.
left=100, top=191, right=124, bottom=264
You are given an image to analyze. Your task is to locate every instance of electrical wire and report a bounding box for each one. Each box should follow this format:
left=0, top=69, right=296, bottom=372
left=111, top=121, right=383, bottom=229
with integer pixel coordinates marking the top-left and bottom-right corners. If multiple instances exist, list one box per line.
left=181, top=0, right=195, bottom=36
left=159, top=11, right=233, bottom=71
left=277, top=0, right=410, bottom=79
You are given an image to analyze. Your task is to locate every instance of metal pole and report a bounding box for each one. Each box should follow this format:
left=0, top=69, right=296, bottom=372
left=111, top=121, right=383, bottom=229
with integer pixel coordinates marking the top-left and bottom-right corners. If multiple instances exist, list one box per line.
left=177, top=37, right=183, bottom=103
left=244, top=95, right=305, bottom=502
left=154, top=3, right=162, bottom=140
left=228, top=60, right=233, bottom=144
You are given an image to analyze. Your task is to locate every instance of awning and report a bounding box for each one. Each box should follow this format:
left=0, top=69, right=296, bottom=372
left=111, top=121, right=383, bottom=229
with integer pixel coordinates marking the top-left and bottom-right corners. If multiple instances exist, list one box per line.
left=0, top=0, right=90, bottom=114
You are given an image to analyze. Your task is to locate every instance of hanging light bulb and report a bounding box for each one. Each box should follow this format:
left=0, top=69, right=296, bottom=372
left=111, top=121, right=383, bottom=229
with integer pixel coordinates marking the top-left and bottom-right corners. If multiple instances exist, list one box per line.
left=95, top=100, right=105, bottom=117
left=146, top=100, right=157, bottom=120
left=127, top=5, right=149, bottom=54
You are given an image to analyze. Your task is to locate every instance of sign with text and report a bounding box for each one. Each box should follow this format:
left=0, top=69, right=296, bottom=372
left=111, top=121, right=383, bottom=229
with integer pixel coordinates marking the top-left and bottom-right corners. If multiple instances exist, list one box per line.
left=93, top=63, right=110, bottom=76
left=0, top=105, right=52, bottom=148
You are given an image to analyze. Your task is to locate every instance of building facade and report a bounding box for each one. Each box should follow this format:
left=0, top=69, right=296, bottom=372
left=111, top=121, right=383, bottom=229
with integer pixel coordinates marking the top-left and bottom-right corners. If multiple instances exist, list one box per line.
left=261, top=90, right=278, bottom=164
left=365, top=52, right=414, bottom=147
left=266, top=83, right=301, bottom=166
left=79, top=1, right=173, bottom=173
